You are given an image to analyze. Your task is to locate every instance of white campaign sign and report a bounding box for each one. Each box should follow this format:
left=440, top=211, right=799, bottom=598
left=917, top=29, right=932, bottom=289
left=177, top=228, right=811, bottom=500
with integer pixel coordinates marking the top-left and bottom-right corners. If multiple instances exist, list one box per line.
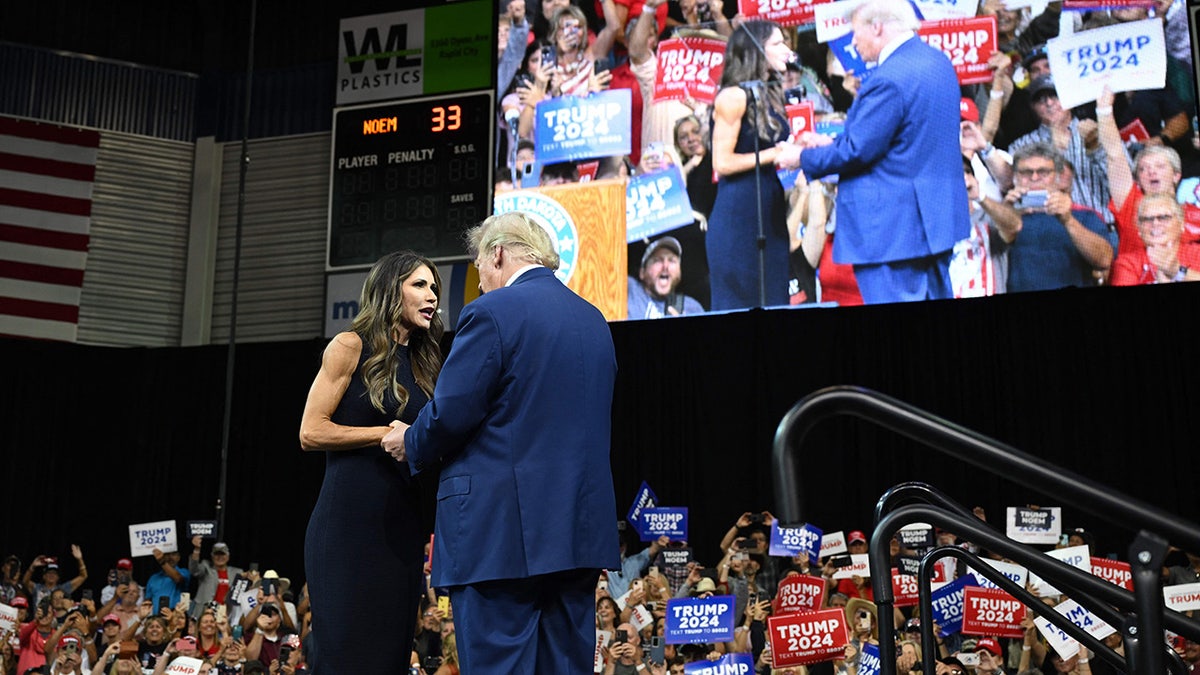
left=1164, top=582, right=1200, bottom=612
left=128, top=520, right=178, bottom=557
left=1045, top=18, right=1166, bottom=110
left=594, top=629, right=612, bottom=673
left=164, top=657, right=205, bottom=675
left=1028, top=545, right=1091, bottom=597
left=821, top=531, right=847, bottom=557
left=1034, top=614, right=1081, bottom=660
left=914, top=0, right=980, bottom=20
left=1005, top=506, right=1061, bottom=544
left=629, top=604, right=655, bottom=632
left=1054, top=598, right=1116, bottom=640
left=832, top=554, right=871, bottom=579
left=0, top=603, right=17, bottom=636
left=814, top=0, right=867, bottom=43
left=969, top=559, right=1028, bottom=590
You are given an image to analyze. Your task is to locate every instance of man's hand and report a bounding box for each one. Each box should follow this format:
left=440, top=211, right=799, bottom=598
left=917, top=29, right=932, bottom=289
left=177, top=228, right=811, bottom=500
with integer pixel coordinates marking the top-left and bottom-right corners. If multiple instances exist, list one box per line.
left=1078, top=118, right=1100, bottom=151
left=775, top=141, right=802, bottom=170
left=506, top=0, right=526, bottom=23
left=798, top=131, right=833, bottom=149
left=382, top=421, right=409, bottom=463
left=70, top=544, right=83, bottom=561
left=1046, top=190, right=1074, bottom=220
left=960, top=121, right=987, bottom=155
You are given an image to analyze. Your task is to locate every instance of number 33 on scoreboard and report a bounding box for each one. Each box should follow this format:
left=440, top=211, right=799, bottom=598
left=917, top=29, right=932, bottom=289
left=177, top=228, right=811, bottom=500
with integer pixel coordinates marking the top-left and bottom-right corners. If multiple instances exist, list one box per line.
left=431, top=105, right=462, bottom=132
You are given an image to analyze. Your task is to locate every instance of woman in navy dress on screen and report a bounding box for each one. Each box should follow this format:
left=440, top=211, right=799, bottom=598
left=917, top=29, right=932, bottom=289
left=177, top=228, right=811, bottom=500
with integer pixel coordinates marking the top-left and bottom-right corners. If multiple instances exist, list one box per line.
left=299, top=250, right=443, bottom=673
left=707, top=20, right=803, bottom=310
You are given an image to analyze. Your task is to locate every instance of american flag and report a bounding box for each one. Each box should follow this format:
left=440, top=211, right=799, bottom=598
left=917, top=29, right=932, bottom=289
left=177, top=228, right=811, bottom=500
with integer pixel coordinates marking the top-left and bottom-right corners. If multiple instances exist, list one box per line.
left=0, top=116, right=100, bottom=342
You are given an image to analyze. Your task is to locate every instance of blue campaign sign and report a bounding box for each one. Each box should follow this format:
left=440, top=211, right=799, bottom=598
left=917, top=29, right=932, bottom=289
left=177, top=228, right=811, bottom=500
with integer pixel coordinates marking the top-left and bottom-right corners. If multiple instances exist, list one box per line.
left=625, top=165, right=695, bottom=243
left=769, top=521, right=823, bottom=562
left=626, top=481, right=658, bottom=534
left=665, top=595, right=737, bottom=644
left=535, top=89, right=632, bottom=164
left=830, top=34, right=874, bottom=82
left=641, top=507, right=688, bottom=542
left=930, top=576, right=976, bottom=635
left=858, top=642, right=883, bottom=675
left=684, top=652, right=755, bottom=674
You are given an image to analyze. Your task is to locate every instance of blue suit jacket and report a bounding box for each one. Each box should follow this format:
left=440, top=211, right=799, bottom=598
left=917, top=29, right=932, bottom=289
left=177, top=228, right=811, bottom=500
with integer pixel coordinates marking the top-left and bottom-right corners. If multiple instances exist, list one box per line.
left=801, top=36, right=969, bottom=265
left=405, top=267, right=620, bottom=587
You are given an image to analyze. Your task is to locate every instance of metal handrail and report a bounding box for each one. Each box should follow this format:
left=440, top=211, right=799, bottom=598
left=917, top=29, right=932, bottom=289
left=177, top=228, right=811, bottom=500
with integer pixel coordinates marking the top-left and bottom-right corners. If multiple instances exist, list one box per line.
left=771, top=386, right=1200, bottom=554
left=772, top=386, right=1200, bottom=675
left=874, top=505, right=1200, bottom=675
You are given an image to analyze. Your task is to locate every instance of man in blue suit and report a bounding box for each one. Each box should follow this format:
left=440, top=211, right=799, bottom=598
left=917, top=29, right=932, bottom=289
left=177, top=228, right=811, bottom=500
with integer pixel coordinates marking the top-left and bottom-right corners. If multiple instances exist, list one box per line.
left=798, top=0, right=969, bottom=304
left=382, top=211, right=620, bottom=674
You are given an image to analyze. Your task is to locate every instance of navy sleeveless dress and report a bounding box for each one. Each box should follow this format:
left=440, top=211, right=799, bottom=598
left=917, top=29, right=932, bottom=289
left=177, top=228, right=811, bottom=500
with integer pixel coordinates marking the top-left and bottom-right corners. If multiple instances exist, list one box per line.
left=706, top=95, right=791, bottom=310
left=304, top=339, right=429, bottom=673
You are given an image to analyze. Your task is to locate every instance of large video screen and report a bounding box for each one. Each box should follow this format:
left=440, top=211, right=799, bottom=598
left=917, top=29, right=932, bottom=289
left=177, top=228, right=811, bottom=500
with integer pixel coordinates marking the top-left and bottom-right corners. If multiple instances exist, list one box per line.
left=491, top=0, right=1200, bottom=320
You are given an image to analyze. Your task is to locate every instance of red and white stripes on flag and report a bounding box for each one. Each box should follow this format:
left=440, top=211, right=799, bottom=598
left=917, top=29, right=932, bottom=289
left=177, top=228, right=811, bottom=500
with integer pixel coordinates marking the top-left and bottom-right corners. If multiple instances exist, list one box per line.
left=0, top=116, right=100, bottom=342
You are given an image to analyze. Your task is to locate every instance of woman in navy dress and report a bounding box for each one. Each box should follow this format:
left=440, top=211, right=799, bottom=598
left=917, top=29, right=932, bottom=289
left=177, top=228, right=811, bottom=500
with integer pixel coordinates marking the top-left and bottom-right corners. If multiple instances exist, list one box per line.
left=299, top=251, right=444, bottom=673
left=707, top=21, right=803, bottom=310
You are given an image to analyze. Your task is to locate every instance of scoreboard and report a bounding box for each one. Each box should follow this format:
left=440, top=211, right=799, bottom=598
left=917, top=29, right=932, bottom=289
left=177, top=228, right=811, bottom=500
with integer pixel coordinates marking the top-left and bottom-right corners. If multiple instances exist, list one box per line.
left=326, top=91, right=494, bottom=269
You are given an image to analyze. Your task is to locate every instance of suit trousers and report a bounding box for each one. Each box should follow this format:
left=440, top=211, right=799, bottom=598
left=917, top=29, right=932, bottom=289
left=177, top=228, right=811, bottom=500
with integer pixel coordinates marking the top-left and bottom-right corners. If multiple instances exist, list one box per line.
left=449, top=567, right=599, bottom=674
left=853, top=252, right=953, bottom=304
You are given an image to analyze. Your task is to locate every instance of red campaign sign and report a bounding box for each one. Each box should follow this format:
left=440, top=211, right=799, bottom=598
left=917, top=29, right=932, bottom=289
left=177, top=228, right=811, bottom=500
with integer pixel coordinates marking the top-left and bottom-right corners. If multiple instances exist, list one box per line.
left=767, top=608, right=849, bottom=667
left=1119, top=118, right=1151, bottom=144
left=737, top=0, right=835, bottom=28
left=774, top=575, right=826, bottom=616
left=917, top=16, right=997, bottom=86
left=892, top=567, right=920, bottom=608
left=786, top=102, right=815, bottom=142
left=1184, top=204, right=1200, bottom=240
left=653, top=37, right=727, bottom=105
left=961, top=586, right=1026, bottom=639
left=1091, top=557, right=1133, bottom=591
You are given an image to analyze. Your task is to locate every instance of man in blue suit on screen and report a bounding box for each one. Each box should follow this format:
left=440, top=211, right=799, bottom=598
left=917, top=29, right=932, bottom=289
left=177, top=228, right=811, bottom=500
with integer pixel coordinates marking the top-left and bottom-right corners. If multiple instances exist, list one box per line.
left=382, top=211, right=620, bottom=674
left=797, top=0, right=969, bottom=304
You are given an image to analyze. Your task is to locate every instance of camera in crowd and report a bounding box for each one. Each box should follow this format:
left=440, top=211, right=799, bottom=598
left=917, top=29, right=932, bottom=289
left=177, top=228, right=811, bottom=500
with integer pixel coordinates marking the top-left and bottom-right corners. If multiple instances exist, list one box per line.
left=1015, top=189, right=1048, bottom=211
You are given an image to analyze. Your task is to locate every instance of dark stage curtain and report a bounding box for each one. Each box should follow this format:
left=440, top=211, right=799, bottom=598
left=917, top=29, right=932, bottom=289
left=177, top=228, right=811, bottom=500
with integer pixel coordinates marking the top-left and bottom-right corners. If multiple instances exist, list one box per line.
left=2, top=282, right=1197, bottom=591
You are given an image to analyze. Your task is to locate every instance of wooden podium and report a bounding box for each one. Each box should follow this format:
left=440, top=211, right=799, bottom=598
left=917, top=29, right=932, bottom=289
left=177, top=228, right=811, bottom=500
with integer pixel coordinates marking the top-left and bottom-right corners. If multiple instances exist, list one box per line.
left=498, top=179, right=628, bottom=321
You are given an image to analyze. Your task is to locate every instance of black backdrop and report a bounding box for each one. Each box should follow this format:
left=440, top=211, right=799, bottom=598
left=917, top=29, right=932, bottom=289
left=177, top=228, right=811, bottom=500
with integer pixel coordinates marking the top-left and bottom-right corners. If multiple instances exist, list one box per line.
left=3, top=282, right=1197, bottom=592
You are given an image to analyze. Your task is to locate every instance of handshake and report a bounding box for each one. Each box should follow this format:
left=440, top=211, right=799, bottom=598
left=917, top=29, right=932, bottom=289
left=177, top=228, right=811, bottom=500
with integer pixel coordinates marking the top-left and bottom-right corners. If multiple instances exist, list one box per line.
left=775, top=132, right=833, bottom=171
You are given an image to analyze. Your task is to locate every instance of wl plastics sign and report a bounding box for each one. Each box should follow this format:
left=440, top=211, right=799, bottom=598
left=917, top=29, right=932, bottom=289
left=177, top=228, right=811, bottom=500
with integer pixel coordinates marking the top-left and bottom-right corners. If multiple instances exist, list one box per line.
left=337, top=0, right=492, bottom=105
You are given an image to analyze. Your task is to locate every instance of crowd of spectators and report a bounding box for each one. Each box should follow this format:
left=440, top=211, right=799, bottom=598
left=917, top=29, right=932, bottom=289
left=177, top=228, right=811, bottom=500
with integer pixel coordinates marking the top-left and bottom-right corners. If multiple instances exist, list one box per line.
left=5, top=509, right=1198, bottom=675
left=494, top=0, right=1200, bottom=315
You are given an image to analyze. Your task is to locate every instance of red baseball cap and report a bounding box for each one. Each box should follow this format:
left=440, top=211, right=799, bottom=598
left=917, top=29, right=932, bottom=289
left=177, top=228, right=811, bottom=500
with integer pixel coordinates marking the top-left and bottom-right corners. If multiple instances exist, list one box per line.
left=976, top=637, right=1002, bottom=656
left=848, top=530, right=868, bottom=545
left=116, top=558, right=133, bottom=570
left=10, top=596, right=28, bottom=608
left=960, top=97, right=980, bottom=123
left=103, top=613, right=121, bottom=625
left=58, top=635, right=81, bottom=649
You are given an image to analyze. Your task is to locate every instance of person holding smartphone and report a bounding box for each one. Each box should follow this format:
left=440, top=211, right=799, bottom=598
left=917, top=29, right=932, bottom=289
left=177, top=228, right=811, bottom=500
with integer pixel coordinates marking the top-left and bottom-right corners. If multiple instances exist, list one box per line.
left=144, top=549, right=189, bottom=616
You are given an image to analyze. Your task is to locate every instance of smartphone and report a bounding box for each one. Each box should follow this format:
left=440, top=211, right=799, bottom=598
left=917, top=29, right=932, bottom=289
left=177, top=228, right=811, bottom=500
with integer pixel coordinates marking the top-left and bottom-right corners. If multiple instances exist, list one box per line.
left=648, top=636, right=665, bottom=663
left=748, top=513, right=765, bottom=524
left=216, top=604, right=227, bottom=623
left=598, top=578, right=608, bottom=592
left=540, top=45, right=557, bottom=70
left=262, top=579, right=278, bottom=597
left=959, top=653, right=981, bottom=667
left=748, top=592, right=758, bottom=605
left=81, top=589, right=93, bottom=601
left=248, top=562, right=259, bottom=573
left=278, top=645, right=293, bottom=664
left=649, top=566, right=659, bottom=576
left=594, top=57, right=610, bottom=74
left=830, top=555, right=855, bottom=568
left=179, top=592, right=191, bottom=611
left=1016, top=189, right=1048, bottom=211
left=614, top=628, right=628, bottom=644
left=736, top=539, right=758, bottom=550
left=118, top=641, right=139, bottom=660
left=158, top=596, right=170, bottom=612
left=696, top=0, right=714, bottom=23
left=231, top=624, right=244, bottom=642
